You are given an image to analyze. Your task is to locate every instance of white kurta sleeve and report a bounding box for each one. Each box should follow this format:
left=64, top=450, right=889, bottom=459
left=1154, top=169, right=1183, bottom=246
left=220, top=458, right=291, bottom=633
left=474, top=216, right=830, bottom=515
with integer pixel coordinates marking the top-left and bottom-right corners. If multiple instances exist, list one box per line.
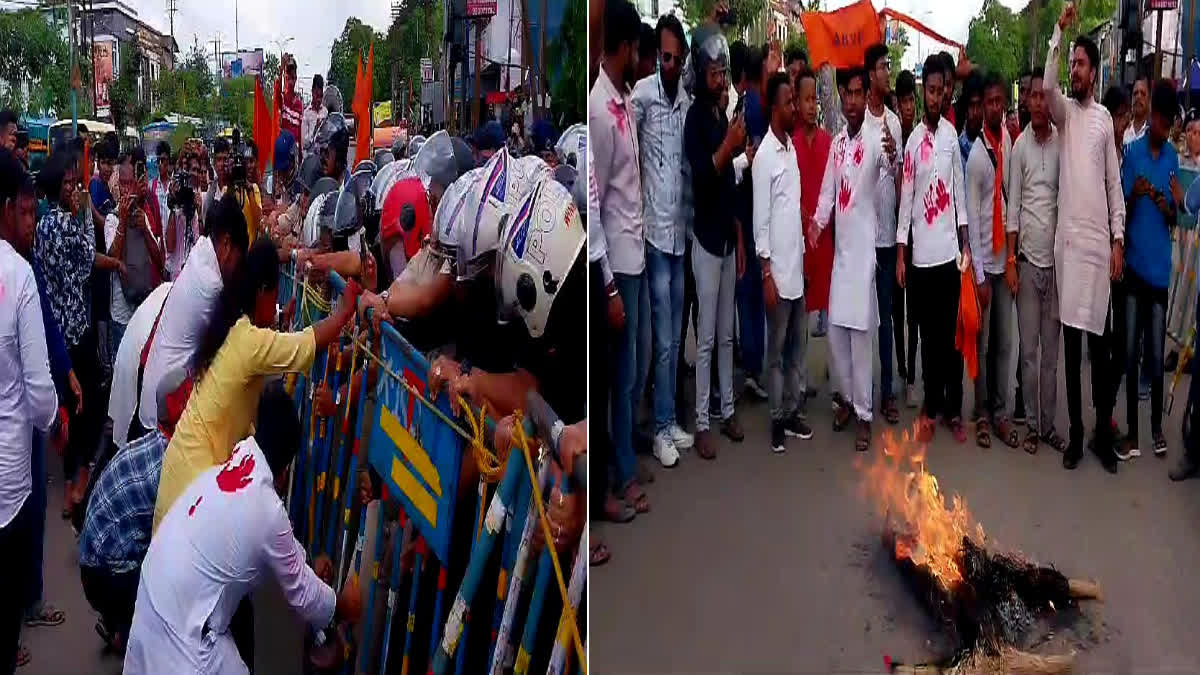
left=813, top=142, right=838, bottom=231
left=1006, top=137, right=1025, bottom=235
left=17, top=272, right=58, bottom=432
left=1103, top=123, right=1126, bottom=242
left=261, top=494, right=336, bottom=629
left=951, top=132, right=970, bottom=235
left=1044, top=25, right=1068, bottom=128
left=897, top=135, right=917, bottom=246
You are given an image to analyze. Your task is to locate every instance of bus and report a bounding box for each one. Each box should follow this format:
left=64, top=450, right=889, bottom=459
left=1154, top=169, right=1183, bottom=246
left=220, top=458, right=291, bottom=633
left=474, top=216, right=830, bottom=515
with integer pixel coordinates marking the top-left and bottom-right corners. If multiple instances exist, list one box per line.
left=22, top=117, right=51, bottom=174
left=142, top=121, right=177, bottom=179
left=47, top=119, right=115, bottom=157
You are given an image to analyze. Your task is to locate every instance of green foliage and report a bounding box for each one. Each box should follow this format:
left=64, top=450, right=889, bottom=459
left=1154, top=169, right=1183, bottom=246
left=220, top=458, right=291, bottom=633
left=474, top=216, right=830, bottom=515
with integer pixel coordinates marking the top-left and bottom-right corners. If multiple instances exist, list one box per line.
left=0, top=10, right=73, bottom=116
left=1030, top=0, right=1116, bottom=86
left=548, top=0, right=586, bottom=125
left=888, top=29, right=908, bottom=86
left=965, top=0, right=1028, bottom=85
left=328, top=16, right=389, bottom=112
left=680, top=0, right=767, bottom=36
left=385, top=0, right=444, bottom=119
left=152, top=45, right=215, bottom=122
left=784, top=33, right=808, bottom=62
left=109, top=44, right=148, bottom=131
left=262, top=52, right=280, bottom=99
left=216, top=76, right=255, bottom=131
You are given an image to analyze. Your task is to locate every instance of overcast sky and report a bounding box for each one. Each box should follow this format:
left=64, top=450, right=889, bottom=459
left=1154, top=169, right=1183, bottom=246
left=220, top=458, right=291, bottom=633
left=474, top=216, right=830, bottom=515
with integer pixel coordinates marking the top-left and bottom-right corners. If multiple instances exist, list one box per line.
left=115, top=0, right=394, bottom=95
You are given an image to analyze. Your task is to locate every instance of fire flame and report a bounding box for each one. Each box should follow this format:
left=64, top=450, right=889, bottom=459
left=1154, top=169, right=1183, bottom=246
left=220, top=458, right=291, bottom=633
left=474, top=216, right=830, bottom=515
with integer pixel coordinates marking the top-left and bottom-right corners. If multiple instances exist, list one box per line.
left=859, top=425, right=986, bottom=589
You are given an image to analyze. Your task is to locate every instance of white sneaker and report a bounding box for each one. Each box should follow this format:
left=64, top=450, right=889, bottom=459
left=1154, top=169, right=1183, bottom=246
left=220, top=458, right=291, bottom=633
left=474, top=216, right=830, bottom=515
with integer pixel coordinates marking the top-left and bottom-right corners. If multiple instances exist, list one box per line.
left=654, top=433, right=680, bottom=467
left=668, top=423, right=694, bottom=449
left=745, top=376, right=768, bottom=400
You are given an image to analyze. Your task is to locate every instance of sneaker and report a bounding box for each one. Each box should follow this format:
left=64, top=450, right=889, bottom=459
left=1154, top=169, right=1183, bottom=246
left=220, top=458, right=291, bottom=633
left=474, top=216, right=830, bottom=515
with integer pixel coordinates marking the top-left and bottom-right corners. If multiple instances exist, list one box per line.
left=653, top=432, right=680, bottom=468
left=784, top=414, right=813, bottom=439
left=721, top=413, right=745, bottom=442
left=1115, top=435, right=1138, bottom=461
left=904, top=383, right=920, bottom=409
left=771, top=420, right=786, bottom=453
left=745, top=376, right=768, bottom=400
left=668, top=423, right=694, bottom=449
left=1153, top=431, right=1167, bottom=457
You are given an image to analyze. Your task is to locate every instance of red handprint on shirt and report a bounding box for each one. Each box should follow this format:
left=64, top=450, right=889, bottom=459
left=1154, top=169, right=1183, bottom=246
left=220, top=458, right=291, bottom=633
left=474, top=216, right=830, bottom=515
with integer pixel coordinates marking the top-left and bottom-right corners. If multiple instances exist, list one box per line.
left=838, top=176, right=852, bottom=211
left=606, top=100, right=629, bottom=137
left=216, top=454, right=256, bottom=493
left=935, top=179, right=950, bottom=213
left=903, top=152, right=915, bottom=184
left=853, top=142, right=864, bottom=166
left=922, top=178, right=950, bottom=226
left=188, top=495, right=203, bottom=516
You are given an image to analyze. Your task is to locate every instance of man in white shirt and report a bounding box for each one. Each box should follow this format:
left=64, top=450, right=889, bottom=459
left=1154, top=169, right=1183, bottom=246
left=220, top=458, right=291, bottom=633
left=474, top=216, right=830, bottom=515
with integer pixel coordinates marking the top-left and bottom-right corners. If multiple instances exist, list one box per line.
left=808, top=65, right=896, bottom=452
left=897, top=54, right=972, bottom=444
left=1007, top=71, right=1066, bottom=455
left=124, top=382, right=360, bottom=674
left=755, top=72, right=813, bottom=454
left=965, top=72, right=1019, bottom=449
left=1123, top=74, right=1149, bottom=147
left=1044, top=3, right=1125, bottom=472
left=0, top=150, right=59, bottom=672
left=864, top=43, right=903, bottom=425
left=137, top=194, right=250, bottom=434
left=301, top=74, right=328, bottom=156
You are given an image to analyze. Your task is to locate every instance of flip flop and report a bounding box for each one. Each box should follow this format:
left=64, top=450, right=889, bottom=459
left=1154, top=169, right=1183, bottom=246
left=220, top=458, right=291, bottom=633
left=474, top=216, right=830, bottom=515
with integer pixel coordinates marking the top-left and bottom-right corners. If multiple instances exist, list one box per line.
left=590, top=540, right=611, bottom=566
left=994, top=418, right=1020, bottom=449
left=603, top=495, right=636, bottom=523
left=624, top=483, right=650, bottom=514
left=17, top=644, right=30, bottom=668
left=24, top=604, right=64, bottom=627
left=1022, top=430, right=1039, bottom=455
left=975, top=418, right=992, bottom=448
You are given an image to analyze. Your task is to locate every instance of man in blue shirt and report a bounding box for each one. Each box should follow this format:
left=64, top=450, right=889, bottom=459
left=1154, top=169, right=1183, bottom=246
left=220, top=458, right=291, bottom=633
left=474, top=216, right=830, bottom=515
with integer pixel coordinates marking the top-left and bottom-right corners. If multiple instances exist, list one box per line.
left=1119, top=78, right=1179, bottom=459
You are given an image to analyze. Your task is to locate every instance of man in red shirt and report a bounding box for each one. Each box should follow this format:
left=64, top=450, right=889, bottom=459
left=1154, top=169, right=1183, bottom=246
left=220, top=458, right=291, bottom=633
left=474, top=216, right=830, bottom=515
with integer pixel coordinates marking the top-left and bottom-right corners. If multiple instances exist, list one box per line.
left=279, top=56, right=303, bottom=157
left=792, top=69, right=832, bottom=328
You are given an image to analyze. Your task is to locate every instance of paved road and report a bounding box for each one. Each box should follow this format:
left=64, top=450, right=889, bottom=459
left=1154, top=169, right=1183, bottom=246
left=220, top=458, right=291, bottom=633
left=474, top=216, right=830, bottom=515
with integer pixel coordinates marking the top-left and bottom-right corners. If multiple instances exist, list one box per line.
left=592, top=330, right=1200, bottom=673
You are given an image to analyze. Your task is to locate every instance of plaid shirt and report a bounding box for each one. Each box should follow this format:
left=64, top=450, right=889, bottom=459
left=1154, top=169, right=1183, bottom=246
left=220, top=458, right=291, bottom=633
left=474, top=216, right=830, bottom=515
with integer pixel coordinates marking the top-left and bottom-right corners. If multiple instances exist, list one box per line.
left=78, top=431, right=169, bottom=572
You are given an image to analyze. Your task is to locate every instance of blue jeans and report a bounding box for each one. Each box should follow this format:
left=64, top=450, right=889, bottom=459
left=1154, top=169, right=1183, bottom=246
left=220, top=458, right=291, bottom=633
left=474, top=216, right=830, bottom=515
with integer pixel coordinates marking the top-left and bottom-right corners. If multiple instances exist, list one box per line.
left=875, top=247, right=897, bottom=400
left=612, top=271, right=651, bottom=490
left=647, top=245, right=684, bottom=434
left=736, top=253, right=765, bottom=381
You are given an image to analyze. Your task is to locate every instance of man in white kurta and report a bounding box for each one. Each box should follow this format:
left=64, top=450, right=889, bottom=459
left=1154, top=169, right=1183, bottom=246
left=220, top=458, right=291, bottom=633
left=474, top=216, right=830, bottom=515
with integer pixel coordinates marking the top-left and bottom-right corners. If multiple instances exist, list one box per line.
left=1043, top=4, right=1126, bottom=471
left=124, top=386, right=342, bottom=674
left=809, top=69, right=894, bottom=450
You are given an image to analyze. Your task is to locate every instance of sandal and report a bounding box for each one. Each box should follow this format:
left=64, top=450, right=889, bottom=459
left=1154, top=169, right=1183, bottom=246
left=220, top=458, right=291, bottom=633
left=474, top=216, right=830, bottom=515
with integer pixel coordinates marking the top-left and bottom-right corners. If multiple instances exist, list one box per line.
left=17, top=644, right=30, bottom=668
left=948, top=417, right=967, bottom=444
left=882, top=397, right=900, bottom=425
left=1041, top=430, right=1068, bottom=453
left=975, top=418, right=992, bottom=448
left=589, top=539, right=611, bottom=566
left=623, top=482, right=650, bottom=514
left=603, top=495, right=636, bottom=523
left=24, top=604, right=65, bottom=627
left=1022, top=430, right=1039, bottom=455
left=855, top=420, right=871, bottom=452
left=994, top=418, right=1020, bottom=449
left=833, top=400, right=852, bottom=432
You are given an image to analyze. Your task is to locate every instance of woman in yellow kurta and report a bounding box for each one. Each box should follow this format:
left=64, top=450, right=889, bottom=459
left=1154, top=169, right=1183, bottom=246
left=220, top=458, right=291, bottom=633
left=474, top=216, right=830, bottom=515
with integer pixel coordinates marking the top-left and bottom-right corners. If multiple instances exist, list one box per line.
left=153, top=222, right=358, bottom=532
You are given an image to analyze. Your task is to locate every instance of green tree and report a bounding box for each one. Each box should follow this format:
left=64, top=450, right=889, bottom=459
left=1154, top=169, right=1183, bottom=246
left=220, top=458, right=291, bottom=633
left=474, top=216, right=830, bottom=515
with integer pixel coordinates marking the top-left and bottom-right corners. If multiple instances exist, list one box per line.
left=1026, top=0, right=1115, bottom=86
left=152, top=45, right=215, bottom=121
left=328, top=17, right=389, bottom=109
left=109, top=44, right=148, bottom=131
left=680, top=0, right=767, bottom=36
left=262, top=52, right=280, bottom=98
left=965, top=0, right=1027, bottom=85
left=216, top=75, right=255, bottom=131
left=385, top=0, right=444, bottom=120
left=548, top=0, right=586, bottom=125
left=888, top=28, right=908, bottom=85
left=0, top=10, right=73, bottom=115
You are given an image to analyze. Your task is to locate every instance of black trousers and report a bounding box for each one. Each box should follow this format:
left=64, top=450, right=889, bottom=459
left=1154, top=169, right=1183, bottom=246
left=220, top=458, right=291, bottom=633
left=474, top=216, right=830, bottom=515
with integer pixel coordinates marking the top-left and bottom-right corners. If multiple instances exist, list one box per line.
left=897, top=245, right=919, bottom=385
left=65, top=326, right=103, bottom=482
left=589, top=262, right=611, bottom=506
left=909, top=261, right=963, bottom=421
left=1063, top=322, right=1115, bottom=443
left=1, top=492, right=35, bottom=672
left=678, top=237, right=699, bottom=424
left=230, top=596, right=254, bottom=672
left=80, top=564, right=140, bottom=639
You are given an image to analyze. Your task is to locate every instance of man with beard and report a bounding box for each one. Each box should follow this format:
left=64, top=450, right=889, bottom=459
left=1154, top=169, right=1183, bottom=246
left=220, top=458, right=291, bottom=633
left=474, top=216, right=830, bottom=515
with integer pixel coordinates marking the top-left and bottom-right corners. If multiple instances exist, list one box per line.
left=632, top=13, right=694, bottom=467
left=966, top=72, right=1018, bottom=449
left=807, top=65, right=896, bottom=452
left=590, top=0, right=651, bottom=508
left=1008, top=71, right=1067, bottom=455
left=897, top=54, right=971, bottom=444
left=684, top=23, right=747, bottom=460
left=864, top=43, right=903, bottom=425
left=1044, top=2, right=1125, bottom=472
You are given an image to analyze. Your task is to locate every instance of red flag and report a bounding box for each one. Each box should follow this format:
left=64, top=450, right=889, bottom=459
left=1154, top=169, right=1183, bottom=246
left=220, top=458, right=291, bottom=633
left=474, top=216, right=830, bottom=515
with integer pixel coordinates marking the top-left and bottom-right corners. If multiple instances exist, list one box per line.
left=354, top=43, right=373, bottom=166
left=272, top=71, right=283, bottom=163
left=253, top=75, right=269, bottom=167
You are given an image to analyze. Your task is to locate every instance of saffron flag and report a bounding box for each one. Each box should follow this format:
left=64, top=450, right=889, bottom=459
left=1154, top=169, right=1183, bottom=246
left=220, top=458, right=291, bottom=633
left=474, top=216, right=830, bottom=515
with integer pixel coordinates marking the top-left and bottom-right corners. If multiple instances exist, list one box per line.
left=253, top=75, right=270, bottom=169
left=799, top=0, right=883, bottom=70
left=353, top=44, right=374, bottom=167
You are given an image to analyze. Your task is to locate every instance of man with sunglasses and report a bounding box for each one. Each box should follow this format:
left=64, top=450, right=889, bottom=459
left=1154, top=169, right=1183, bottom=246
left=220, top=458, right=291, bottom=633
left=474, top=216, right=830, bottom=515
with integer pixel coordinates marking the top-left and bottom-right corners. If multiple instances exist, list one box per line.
left=631, top=13, right=694, bottom=468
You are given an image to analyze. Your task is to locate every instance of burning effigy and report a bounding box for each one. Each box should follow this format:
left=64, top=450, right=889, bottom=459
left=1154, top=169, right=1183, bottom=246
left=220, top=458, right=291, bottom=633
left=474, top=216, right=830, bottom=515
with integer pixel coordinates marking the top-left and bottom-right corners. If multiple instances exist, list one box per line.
left=860, top=427, right=1104, bottom=675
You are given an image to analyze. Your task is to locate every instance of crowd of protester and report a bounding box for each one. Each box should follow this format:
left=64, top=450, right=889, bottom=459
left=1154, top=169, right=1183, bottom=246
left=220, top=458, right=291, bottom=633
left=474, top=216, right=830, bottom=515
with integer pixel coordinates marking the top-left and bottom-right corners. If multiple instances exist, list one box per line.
left=589, top=0, right=1200, bottom=567
left=1, top=49, right=588, bottom=673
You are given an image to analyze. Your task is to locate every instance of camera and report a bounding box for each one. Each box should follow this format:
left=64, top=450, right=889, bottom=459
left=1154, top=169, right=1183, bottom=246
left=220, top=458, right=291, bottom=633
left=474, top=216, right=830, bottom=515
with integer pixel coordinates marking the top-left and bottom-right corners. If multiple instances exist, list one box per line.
left=168, top=170, right=196, bottom=220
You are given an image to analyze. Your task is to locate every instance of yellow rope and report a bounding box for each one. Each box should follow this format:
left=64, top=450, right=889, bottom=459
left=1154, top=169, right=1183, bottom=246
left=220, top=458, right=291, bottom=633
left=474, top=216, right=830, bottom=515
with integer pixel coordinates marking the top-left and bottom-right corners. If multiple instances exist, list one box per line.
left=285, top=267, right=586, bottom=665
left=512, top=413, right=587, bottom=675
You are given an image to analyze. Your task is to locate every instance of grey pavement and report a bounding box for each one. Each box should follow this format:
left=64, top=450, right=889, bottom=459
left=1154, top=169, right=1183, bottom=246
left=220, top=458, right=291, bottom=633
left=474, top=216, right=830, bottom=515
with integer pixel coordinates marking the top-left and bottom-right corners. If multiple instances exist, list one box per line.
left=593, top=326, right=1200, bottom=673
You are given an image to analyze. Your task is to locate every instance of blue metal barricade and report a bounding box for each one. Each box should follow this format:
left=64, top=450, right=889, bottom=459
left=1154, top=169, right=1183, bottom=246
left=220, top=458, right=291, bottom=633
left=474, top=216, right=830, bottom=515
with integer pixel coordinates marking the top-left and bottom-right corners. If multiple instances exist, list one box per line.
left=278, top=263, right=587, bottom=674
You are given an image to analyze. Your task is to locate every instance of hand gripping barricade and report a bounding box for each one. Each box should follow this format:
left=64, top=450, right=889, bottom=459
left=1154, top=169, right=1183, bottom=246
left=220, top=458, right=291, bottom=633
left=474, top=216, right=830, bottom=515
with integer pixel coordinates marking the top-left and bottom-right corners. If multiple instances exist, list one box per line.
left=275, top=259, right=587, bottom=674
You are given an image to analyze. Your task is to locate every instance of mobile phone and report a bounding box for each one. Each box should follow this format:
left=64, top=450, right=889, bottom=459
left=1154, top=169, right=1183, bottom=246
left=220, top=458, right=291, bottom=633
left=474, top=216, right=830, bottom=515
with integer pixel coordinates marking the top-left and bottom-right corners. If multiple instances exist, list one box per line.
left=732, top=94, right=746, bottom=118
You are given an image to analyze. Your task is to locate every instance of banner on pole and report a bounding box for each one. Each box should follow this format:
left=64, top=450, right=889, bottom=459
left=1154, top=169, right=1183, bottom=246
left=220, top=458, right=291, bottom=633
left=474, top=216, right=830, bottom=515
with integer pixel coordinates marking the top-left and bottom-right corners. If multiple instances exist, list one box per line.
left=466, top=0, right=497, bottom=18
left=421, top=58, right=434, bottom=83
left=93, top=41, right=114, bottom=117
